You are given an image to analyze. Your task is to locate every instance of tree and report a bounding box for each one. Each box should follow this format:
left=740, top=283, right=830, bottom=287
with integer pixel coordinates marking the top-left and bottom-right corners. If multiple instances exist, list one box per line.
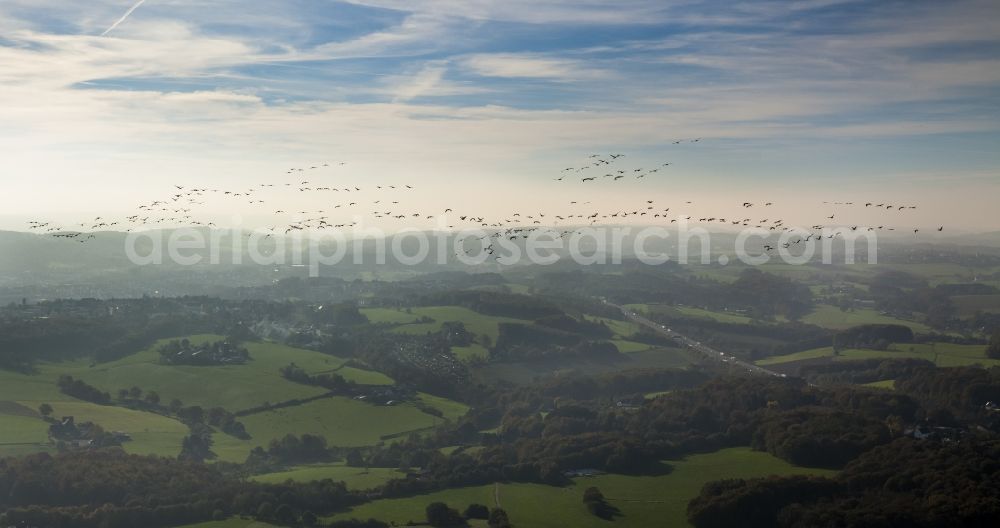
left=987, top=329, right=1000, bottom=360
left=274, top=504, right=296, bottom=525
left=582, top=486, right=618, bottom=519
left=128, top=386, right=142, bottom=399
left=426, top=502, right=464, bottom=527
left=178, top=405, right=205, bottom=424
left=180, top=431, right=214, bottom=462
left=583, top=486, right=605, bottom=505
left=488, top=508, right=511, bottom=528
left=464, top=504, right=489, bottom=520
left=208, top=407, right=227, bottom=426
left=346, top=449, right=365, bottom=467
left=256, top=502, right=275, bottom=520
left=38, top=403, right=53, bottom=418
left=301, top=510, right=318, bottom=526
left=169, top=399, right=184, bottom=414
left=145, top=391, right=160, bottom=405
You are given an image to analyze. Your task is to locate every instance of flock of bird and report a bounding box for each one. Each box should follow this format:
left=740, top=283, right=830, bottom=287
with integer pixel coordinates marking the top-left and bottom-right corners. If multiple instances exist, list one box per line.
left=24, top=140, right=946, bottom=255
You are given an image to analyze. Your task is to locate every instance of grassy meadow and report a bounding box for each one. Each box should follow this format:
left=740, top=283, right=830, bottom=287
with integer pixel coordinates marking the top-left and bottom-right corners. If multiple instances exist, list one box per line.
left=376, top=306, right=529, bottom=342
left=800, top=305, right=932, bottom=333
left=757, top=342, right=998, bottom=368
left=251, top=462, right=408, bottom=489
left=1, top=334, right=466, bottom=461
left=325, top=447, right=837, bottom=528
left=862, top=379, right=896, bottom=390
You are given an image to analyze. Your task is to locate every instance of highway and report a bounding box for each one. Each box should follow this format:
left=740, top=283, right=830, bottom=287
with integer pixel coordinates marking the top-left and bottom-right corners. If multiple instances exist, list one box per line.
left=605, top=301, right=784, bottom=378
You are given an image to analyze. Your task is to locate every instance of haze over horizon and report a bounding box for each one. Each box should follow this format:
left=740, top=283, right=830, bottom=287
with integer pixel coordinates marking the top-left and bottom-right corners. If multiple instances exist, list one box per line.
left=2, top=0, right=999, bottom=232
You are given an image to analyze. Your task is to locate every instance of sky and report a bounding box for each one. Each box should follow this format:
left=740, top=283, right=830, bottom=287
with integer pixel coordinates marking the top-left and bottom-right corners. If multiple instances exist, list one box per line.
left=1, top=0, right=999, bottom=232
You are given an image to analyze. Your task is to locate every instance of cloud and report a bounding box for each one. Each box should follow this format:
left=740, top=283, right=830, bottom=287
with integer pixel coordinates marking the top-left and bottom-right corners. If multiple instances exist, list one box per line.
left=314, top=13, right=464, bottom=59
left=459, top=53, right=609, bottom=80
left=384, top=62, right=491, bottom=102
left=0, top=0, right=998, bottom=230
left=336, top=0, right=679, bottom=25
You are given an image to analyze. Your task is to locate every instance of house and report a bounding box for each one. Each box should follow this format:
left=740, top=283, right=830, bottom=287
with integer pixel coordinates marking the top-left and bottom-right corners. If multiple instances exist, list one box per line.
left=615, top=397, right=644, bottom=410
left=564, top=469, right=605, bottom=478
left=906, top=424, right=962, bottom=442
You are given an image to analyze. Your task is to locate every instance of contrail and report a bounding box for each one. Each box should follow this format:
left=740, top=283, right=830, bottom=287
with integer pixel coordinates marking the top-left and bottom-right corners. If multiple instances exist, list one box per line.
left=101, top=0, right=148, bottom=37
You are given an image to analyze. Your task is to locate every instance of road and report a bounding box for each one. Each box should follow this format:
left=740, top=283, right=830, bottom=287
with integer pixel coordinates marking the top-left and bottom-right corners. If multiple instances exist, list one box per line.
left=605, top=301, right=784, bottom=378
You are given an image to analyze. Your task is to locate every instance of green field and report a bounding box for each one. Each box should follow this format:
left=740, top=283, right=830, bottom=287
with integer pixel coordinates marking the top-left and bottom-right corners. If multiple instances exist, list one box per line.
left=371, top=307, right=656, bottom=360
left=474, top=346, right=696, bottom=385
left=252, top=462, right=408, bottom=489
left=758, top=342, right=999, bottom=368
left=674, top=307, right=753, bottom=325
left=452, top=343, right=490, bottom=361
left=756, top=346, right=846, bottom=366
left=0, top=369, right=70, bottom=402
left=386, top=306, right=528, bottom=342
left=19, top=400, right=188, bottom=457
left=29, top=336, right=391, bottom=412
left=862, top=379, right=896, bottom=390
left=0, top=375, right=69, bottom=457
left=176, top=520, right=281, bottom=528
left=623, top=304, right=755, bottom=325
left=951, top=294, right=1000, bottom=316
left=417, top=392, right=470, bottom=421
left=580, top=315, right=652, bottom=353
left=0, top=335, right=472, bottom=461
left=878, top=263, right=994, bottom=285
left=0, top=413, right=51, bottom=457
left=215, top=397, right=451, bottom=462
left=801, top=305, right=932, bottom=333
left=612, top=340, right=654, bottom=353
left=585, top=316, right=643, bottom=338
left=0, top=399, right=188, bottom=458
left=360, top=308, right=423, bottom=324
left=439, top=445, right=485, bottom=456
left=325, top=447, right=836, bottom=528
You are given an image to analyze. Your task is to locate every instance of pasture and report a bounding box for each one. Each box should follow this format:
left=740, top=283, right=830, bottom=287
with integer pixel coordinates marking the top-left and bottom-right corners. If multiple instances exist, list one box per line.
left=863, top=380, right=896, bottom=390
left=951, top=294, right=1000, bottom=316
left=451, top=343, right=489, bottom=361
left=31, top=336, right=391, bottom=411
left=612, top=340, right=654, bottom=353
left=385, top=306, right=528, bottom=342
left=0, top=413, right=51, bottom=457
left=582, top=315, right=653, bottom=353
left=801, top=305, right=932, bottom=333
left=177, top=520, right=281, bottom=528
left=360, top=307, right=422, bottom=325
left=0, top=399, right=188, bottom=458
left=0, top=334, right=433, bottom=461
left=757, top=342, right=999, bottom=368
left=219, top=396, right=451, bottom=462
left=584, top=315, right=643, bottom=338
left=623, top=304, right=755, bottom=325
left=251, top=462, right=408, bottom=489
left=474, top=345, right=696, bottom=385
left=324, top=447, right=836, bottom=528
left=19, top=400, right=188, bottom=457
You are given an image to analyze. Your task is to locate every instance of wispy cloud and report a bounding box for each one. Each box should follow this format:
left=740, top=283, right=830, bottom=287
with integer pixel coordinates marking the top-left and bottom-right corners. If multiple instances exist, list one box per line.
left=314, top=13, right=465, bottom=59
left=459, top=53, right=609, bottom=81
left=0, top=0, right=998, bottom=229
